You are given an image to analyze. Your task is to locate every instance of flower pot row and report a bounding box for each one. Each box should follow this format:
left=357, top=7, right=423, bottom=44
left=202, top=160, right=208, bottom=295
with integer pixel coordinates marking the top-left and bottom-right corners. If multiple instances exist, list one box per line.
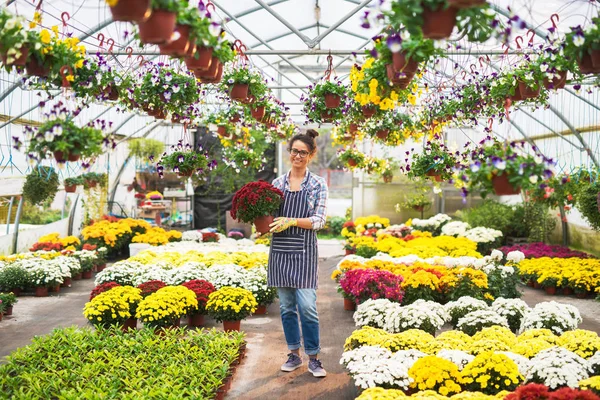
left=6, top=265, right=105, bottom=298
left=525, top=280, right=595, bottom=299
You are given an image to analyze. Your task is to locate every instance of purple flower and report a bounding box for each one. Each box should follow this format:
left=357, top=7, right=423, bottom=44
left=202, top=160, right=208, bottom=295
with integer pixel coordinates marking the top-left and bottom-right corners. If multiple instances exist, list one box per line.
left=491, top=156, right=506, bottom=170
left=386, top=33, right=402, bottom=53
left=470, top=161, right=481, bottom=172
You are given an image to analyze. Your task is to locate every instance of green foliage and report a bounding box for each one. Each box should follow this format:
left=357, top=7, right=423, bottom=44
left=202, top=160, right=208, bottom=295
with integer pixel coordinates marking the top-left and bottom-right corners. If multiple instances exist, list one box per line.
left=576, top=180, right=600, bottom=231
left=0, top=265, right=29, bottom=291
left=151, top=0, right=181, bottom=12
left=356, top=244, right=379, bottom=259
left=0, top=326, right=244, bottom=398
left=407, top=139, right=459, bottom=181
left=128, top=138, right=165, bottom=161
left=328, top=216, right=347, bottom=236
left=302, top=78, right=349, bottom=123
left=220, top=67, right=268, bottom=99
left=486, top=267, right=522, bottom=300
left=345, top=207, right=353, bottom=221
left=524, top=202, right=557, bottom=242
left=64, top=176, right=83, bottom=186
left=28, top=119, right=104, bottom=160
left=459, top=200, right=529, bottom=241
left=20, top=201, right=63, bottom=225
left=22, top=166, right=59, bottom=206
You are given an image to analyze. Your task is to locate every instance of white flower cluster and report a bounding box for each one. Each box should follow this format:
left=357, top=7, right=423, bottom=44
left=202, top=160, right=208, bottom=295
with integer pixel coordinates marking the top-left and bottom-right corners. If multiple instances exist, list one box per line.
left=340, top=345, right=412, bottom=390
left=436, top=350, right=474, bottom=371
left=354, top=299, right=396, bottom=329
left=13, top=258, right=67, bottom=287
left=445, top=296, right=489, bottom=325
left=519, top=301, right=582, bottom=335
left=203, top=264, right=250, bottom=289
left=456, top=309, right=510, bottom=333
left=506, top=250, right=526, bottom=263
left=441, top=221, right=470, bottom=237
left=181, top=230, right=204, bottom=242
left=130, top=267, right=172, bottom=286
left=526, top=346, right=591, bottom=388
left=390, top=350, right=426, bottom=369
left=492, top=298, right=530, bottom=326
left=165, top=263, right=208, bottom=285
left=355, top=299, right=448, bottom=334
left=588, top=351, right=600, bottom=374
left=463, top=226, right=503, bottom=244
left=95, top=261, right=148, bottom=286
left=411, top=213, right=452, bottom=230
left=159, top=239, right=268, bottom=254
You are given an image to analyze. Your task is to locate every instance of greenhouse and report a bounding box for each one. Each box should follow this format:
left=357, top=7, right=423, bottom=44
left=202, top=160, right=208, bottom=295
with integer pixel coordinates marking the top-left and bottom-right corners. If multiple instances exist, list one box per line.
left=1, top=0, right=600, bottom=399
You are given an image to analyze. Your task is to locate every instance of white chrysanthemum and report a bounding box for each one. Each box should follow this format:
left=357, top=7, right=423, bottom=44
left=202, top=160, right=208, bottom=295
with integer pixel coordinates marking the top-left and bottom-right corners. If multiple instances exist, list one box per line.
left=526, top=347, right=591, bottom=388
left=436, top=350, right=475, bottom=371
left=519, top=301, right=582, bottom=335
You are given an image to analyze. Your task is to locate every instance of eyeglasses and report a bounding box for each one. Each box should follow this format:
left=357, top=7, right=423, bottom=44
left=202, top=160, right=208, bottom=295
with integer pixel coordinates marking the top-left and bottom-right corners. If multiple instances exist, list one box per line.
left=288, top=148, right=310, bottom=158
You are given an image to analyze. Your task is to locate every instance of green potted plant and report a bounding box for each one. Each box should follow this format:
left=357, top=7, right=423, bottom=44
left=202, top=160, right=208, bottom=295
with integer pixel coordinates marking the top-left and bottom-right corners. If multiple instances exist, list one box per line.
left=460, top=138, right=556, bottom=198
left=381, top=162, right=396, bottom=183
left=157, top=140, right=217, bottom=178
left=406, top=139, right=459, bottom=182
left=0, top=292, right=18, bottom=316
left=22, top=166, right=60, bottom=206
left=337, top=148, right=366, bottom=169
left=82, top=172, right=107, bottom=189
left=222, top=144, right=266, bottom=171
left=575, top=179, right=600, bottom=231
left=128, top=138, right=165, bottom=161
left=312, top=79, right=348, bottom=109
left=301, top=78, right=348, bottom=124
left=563, top=18, right=600, bottom=75
left=535, top=46, right=577, bottom=90
left=379, top=33, right=440, bottom=85
left=137, top=0, right=181, bottom=45
left=64, top=176, right=83, bottom=193
left=363, top=111, right=413, bottom=145
left=399, top=191, right=433, bottom=212
left=220, top=66, right=268, bottom=102
left=0, top=9, right=29, bottom=68
left=0, top=266, right=29, bottom=296
left=72, top=56, right=121, bottom=101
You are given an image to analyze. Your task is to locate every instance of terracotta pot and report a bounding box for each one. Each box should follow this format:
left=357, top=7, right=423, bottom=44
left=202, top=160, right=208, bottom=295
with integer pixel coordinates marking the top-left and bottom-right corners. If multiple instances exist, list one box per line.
left=0, top=313, right=2, bottom=321
left=138, top=9, right=177, bottom=45
left=383, top=175, right=393, bottom=183
left=230, top=83, right=249, bottom=101
left=575, top=292, right=587, bottom=299
left=345, top=248, right=356, bottom=256
left=324, top=93, right=341, bottom=109
left=0, top=47, right=29, bottom=67
left=61, top=277, right=72, bottom=288
left=68, top=153, right=80, bottom=162
left=53, top=151, right=68, bottom=163
left=105, top=85, right=119, bottom=101
left=65, top=184, right=77, bottom=193
left=49, top=284, right=60, bottom=293
left=543, top=71, right=567, bottom=90
left=186, top=46, right=213, bottom=71
left=217, top=125, right=228, bottom=137
left=590, top=48, right=600, bottom=69
left=223, top=320, right=241, bottom=332
left=510, top=85, right=524, bottom=102
left=349, top=123, right=358, bottom=133
left=154, top=109, right=167, bottom=120
left=562, top=287, right=574, bottom=295
left=82, top=270, right=93, bottom=279
left=230, top=115, right=241, bottom=124
left=199, top=59, right=223, bottom=83
left=4, top=306, right=13, bottom=316
left=109, top=0, right=151, bottom=22
left=159, top=24, right=191, bottom=56
left=320, top=109, right=336, bottom=122
left=187, top=40, right=197, bottom=57
left=362, top=105, right=376, bottom=118
left=251, top=105, right=266, bottom=120
left=195, top=55, right=219, bottom=78
left=517, top=81, right=540, bottom=100
left=188, top=313, right=205, bottom=327
left=10, top=288, right=21, bottom=297
left=122, top=317, right=137, bottom=332
left=392, top=51, right=419, bottom=75
left=343, top=298, right=356, bottom=311
left=253, top=215, right=274, bottom=236
left=533, top=281, right=541, bottom=289
left=544, top=286, right=557, bottom=295
left=96, top=264, right=106, bottom=272
left=491, top=173, right=521, bottom=196
left=254, top=305, right=267, bottom=315
left=526, top=280, right=534, bottom=288
left=426, top=170, right=443, bottom=182
left=347, top=159, right=358, bottom=167
left=421, top=5, right=458, bottom=40
left=447, top=0, right=486, bottom=8
left=386, top=64, right=413, bottom=89
left=413, top=205, right=425, bottom=212
left=72, top=273, right=82, bottom=280
left=376, top=129, right=389, bottom=140
left=86, top=180, right=98, bottom=188
left=215, top=388, right=226, bottom=400
left=35, top=287, right=48, bottom=297
left=26, top=56, right=50, bottom=77
left=178, top=169, right=194, bottom=178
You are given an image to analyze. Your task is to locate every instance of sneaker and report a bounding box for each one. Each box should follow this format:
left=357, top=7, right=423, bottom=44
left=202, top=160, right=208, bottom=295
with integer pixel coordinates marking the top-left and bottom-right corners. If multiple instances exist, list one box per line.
left=308, top=358, right=327, bottom=378
left=281, top=353, right=303, bottom=372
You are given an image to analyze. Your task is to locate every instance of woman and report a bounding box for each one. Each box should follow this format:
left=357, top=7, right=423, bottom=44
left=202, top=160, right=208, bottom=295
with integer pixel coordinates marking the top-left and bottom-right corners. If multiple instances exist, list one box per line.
left=267, top=129, right=328, bottom=378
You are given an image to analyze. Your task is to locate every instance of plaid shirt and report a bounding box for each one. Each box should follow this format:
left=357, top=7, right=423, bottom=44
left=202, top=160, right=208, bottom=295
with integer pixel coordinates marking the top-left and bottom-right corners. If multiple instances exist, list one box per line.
left=272, top=170, right=328, bottom=230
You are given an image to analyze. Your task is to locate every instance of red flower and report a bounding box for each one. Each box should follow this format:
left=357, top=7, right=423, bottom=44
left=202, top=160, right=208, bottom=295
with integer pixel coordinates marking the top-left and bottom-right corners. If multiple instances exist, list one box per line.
left=182, top=280, right=215, bottom=313
left=90, top=282, right=121, bottom=301
left=30, top=242, right=63, bottom=252
left=339, top=269, right=404, bottom=304
left=202, top=232, right=220, bottom=243
left=137, top=280, right=167, bottom=297
left=230, top=180, right=284, bottom=223
left=83, top=243, right=97, bottom=251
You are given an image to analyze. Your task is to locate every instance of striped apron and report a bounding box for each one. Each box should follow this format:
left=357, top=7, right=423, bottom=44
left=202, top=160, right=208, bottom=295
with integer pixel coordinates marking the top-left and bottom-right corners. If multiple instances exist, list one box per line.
left=267, top=177, right=319, bottom=289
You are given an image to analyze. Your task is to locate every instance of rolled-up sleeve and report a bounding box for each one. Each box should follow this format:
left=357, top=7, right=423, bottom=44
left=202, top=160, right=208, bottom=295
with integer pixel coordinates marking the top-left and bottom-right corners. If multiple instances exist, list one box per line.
left=309, top=179, right=328, bottom=230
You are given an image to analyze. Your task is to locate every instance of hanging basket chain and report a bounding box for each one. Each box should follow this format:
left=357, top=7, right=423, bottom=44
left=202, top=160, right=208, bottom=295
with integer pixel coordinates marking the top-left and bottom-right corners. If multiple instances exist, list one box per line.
left=323, top=52, right=334, bottom=81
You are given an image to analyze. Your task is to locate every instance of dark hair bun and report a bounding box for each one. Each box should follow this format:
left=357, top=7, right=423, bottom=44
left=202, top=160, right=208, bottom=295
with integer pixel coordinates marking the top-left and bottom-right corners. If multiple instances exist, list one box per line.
left=306, top=129, right=319, bottom=139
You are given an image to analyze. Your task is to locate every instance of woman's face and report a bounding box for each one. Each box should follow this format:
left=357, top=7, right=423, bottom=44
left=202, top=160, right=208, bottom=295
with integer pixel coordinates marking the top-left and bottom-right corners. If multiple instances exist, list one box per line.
left=289, top=140, right=314, bottom=168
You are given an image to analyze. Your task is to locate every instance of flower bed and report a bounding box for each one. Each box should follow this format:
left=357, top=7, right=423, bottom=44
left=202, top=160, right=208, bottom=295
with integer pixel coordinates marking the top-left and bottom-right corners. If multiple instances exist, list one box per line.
left=500, top=243, right=594, bottom=259
left=518, top=257, right=600, bottom=296
left=0, top=327, right=245, bottom=398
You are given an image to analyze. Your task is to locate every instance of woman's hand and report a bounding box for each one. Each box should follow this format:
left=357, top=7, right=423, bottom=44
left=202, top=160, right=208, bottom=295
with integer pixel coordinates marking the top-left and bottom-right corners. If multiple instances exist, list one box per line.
left=269, top=217, right=297, bottom=233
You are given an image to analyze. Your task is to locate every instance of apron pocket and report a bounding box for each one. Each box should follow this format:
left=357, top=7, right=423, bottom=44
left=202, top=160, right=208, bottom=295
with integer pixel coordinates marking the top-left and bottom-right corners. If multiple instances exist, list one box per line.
left=271, top=234, right=305, bottom=254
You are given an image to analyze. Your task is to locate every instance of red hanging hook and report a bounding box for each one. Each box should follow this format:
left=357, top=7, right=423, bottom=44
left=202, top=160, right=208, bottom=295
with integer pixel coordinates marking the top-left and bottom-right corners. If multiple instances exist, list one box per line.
left=527, top=29, right=535, bottom=45
left=470, top=64, right=477, bottom=74
left=515, top=36, right=524, bottom=50
left=324, top=51, right=333, bottom=81
left=550, top=13, right=559, bottom=29
left=61, top=12, right=70, bottom=27
left=487, top=118, right=493, bottom=131
left=126, top=47, right=134, bottom=59
left=136, top=55, right=146, bottom=67
left=60, top=65, right=73, bottom=88
left=106, top=38, right=115, bottom=53
left=97, top=33, right=105, bottom=48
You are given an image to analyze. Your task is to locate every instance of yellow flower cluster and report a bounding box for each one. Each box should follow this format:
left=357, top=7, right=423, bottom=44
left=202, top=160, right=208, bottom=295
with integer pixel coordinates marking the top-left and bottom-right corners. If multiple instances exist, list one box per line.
left=344, top=326, right=600, bottom=360
left=519, top=257, right=600, bottom=292
left=82, top=220, right=133, bottom=248
left=409, top=355, right=463, bottom=396
left=345, top=235, right=481, bottom=259
left=0, top=251, right=61, bottom=262
left=131, top=227, right=182, bottom=246
left=129, top=250, right=268, bottom=269
left=136, top=286, right=198, bottom=325
left=354, top=215, right=391, bottom=231
left=145, top=191, right=163, bottom=200
left=37, top=233, right=81, bottom=248
left=83, top=286, right=142, bottom=326
left=205, top=286, right=258, bottom=321
left=579, top=376, right=600, bottom=394
left=39, top=26, right=86, bottom=71
left=461, top=352, right=523, bottom=394
left=356, top=388, right=506, bottom=400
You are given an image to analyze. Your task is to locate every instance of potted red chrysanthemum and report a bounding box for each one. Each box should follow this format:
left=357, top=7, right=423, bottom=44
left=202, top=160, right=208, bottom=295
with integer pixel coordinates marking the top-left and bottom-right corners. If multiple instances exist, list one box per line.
left=182, top=279, right=215, bottom=327
left=230, top=181, right=284, bottom=236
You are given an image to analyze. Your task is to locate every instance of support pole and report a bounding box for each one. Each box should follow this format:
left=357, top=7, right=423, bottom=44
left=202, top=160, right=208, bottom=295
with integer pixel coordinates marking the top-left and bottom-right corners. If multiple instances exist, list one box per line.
left=5, top=196, right=14, bottom=235
left=68, top=194, right=81, bottom=236
left=11, top=196, right=23, bottom=254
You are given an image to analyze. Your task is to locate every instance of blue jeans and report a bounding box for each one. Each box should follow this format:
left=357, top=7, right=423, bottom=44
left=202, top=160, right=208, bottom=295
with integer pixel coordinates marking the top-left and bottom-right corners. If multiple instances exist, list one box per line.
left=277, top=287, right=320, bottom=356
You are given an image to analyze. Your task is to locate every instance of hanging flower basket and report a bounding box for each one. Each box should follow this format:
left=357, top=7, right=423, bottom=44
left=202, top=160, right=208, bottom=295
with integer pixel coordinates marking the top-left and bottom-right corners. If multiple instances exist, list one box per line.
left=185, top=46, right=213, bottom=71
left=65, top=184, right=77, bottom=193
left=386, top=64, right=414, bottom=89
left=109, top=0, right=151, bottom=22
left=230, top=83, right=249, bottom=101
left=104, top=85, right=119, bottom=101
left=229, top=115, right=241, bottom=124
left=324, top=93, right=341, bottom=109
left=491, top=173, right=521, bottom=196
left=421, top=5, right=458, bottom=40
left=26, top=57, right=50, bottom=77
left=0, top=47, right=29, bottom=67
left=447, top=0, right=486, bottom=8
left=253, top=215, right=274, bottom=236
left=251, top=105, right=266, bottom=120
left=376, top=129, right=389, bottom=140
left=159, top=25, right=190, bottom=56
left=362, top=105, right=376, bottom=118
left=349, top=123, right=358, bottom=133
left=413, top=205, right=425, bottom=212
left=426, top=170, right=443, bottom=182
left=542, top=71, right=567, bottom=90
left=391, top=51, right=419, bottom=75
left=347, top=159, right=358, bottom=167
left=138, top=9, right=177, bottom=45
left=517, top=81, right=540, bottom=100
left=201, top=61, right=224, bottom=84
left=383, top=175, right=393, bottom=184
left=577, top=52, right=600, bottom=74
left=196, top=56, right=221, bottom=80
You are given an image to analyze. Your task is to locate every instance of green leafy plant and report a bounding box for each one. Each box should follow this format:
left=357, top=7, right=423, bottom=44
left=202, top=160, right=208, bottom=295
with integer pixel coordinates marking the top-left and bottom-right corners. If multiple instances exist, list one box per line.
left=135, top=65, right=199, bottom=116
left=575, top=180, right=600, bottom=231
left=0, top=266, right=29, bottom=291
left=337, top=147, right=366, bottom=168
left=128, top=138, right=165, bottom=161
left=64, top=176, right=83, bottom=187
left=0, top=292, right=18, bottom=308
left=563, top=18, right=600, bottom=66
left=22, top=166, right=59, bottom=206
left=406, top=138, right=460, bottom=181
left=72, top=56, right=121, bottom=101
left=221, top=66, right=268, bottom=100
left=0, top=9, right=29, bottom=68
left=151, top=0, right=181, bottom=12
left=459, top=200, right=529, bottom=241
left=158, top=140, right=217, bottom=178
